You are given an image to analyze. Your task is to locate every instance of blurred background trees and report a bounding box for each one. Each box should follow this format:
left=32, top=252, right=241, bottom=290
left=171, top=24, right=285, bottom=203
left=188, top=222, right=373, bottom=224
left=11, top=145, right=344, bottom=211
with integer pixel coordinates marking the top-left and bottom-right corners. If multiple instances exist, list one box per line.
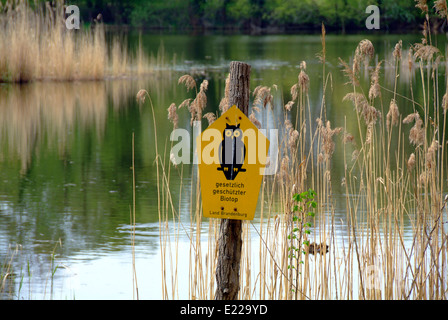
left=69, top=0, right=431, bottom=32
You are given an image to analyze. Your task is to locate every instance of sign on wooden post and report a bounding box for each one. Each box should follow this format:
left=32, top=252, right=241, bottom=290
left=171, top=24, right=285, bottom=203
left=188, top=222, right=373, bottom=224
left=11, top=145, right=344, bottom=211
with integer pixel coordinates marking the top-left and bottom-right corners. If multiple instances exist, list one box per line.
left=196, top=61, right=268, bottom=300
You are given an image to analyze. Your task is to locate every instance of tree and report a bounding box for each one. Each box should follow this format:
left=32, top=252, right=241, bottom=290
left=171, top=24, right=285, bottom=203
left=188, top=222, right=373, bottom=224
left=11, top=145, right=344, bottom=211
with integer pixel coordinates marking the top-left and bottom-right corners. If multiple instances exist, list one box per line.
left=227, top=0, right=253, bottom=25
left=130, top=0, right=189, bottom=29
left=379, top=0, right=419, bottom=30
left=203, top=0, right=229, bottom=28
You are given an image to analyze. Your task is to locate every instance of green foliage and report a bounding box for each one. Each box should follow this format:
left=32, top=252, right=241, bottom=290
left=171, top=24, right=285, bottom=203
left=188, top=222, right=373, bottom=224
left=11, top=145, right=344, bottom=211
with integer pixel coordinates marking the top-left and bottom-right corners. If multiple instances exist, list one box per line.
left=227, top=0, right=253, bottom=22
left=129, top=0, right=190, bottom=28
left=265, top=0, right=320, bottom=26
left=29, top=0, right=442, bottom=31
left=380, top=0, right=420, bottom=30
left=202, top=0, right=227, bottom=26
left=287, top=189, right=317, bottom=269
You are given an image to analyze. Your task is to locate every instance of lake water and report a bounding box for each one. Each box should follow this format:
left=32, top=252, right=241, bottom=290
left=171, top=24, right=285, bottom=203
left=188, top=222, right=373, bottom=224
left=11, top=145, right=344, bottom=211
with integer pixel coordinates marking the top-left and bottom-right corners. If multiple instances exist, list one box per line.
left=1, top=32, right=446, bottom=300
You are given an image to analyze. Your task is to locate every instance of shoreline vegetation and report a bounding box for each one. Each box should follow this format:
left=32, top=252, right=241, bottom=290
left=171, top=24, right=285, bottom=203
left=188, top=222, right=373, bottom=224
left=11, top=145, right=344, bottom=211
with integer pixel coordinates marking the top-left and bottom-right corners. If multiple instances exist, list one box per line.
left=58, top=0, right=431, bottom=34
left=0, top=0, right=169, bottom=83
left=145, top=2, right=448, bottom=300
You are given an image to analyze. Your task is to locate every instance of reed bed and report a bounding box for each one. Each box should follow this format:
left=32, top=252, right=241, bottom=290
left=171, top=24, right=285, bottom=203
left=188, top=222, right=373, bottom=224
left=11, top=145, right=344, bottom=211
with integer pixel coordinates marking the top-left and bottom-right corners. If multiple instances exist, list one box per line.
left=0, top=0, right=168, bottom=82
left=143, top=11, right=448, bottom=300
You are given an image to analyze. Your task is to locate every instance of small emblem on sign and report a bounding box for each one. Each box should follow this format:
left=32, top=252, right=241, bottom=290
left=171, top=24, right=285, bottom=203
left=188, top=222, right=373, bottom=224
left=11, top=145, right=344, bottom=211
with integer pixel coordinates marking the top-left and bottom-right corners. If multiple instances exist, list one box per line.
left=217, top=123, right=246, bottom=180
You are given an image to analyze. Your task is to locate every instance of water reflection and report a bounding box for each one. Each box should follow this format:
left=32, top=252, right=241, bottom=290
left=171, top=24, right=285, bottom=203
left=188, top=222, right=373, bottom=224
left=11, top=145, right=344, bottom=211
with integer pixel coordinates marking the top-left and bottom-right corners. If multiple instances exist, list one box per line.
left=0, top=76, right=174, bottom=299
left=0, top=82, right=107, bottom=174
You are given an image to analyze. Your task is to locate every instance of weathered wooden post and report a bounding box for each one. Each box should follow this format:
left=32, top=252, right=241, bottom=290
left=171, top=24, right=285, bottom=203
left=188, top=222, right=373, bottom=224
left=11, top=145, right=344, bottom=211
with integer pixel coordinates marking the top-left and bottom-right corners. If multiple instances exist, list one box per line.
left=215, top=61, right=251, bottom=300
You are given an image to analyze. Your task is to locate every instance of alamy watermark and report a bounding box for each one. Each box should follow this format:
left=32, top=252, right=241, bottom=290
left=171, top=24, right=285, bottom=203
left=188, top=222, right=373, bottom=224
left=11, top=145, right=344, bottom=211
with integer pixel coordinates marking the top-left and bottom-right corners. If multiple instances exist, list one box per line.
left=169, top=121, right=279, bottom=176
left=65, top=5, right=80, bottom=30
left=366, top=5, right=380, bottom=30
left=363, top=263, right=409, bottom=295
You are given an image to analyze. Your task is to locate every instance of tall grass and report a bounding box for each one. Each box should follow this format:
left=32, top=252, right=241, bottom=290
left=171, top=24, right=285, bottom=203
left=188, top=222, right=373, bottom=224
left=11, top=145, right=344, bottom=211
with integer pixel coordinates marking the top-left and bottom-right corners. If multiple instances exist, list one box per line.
left=137, top=11, right=448, bottom=300
left=1, top=240, right=68, bottom=299
left=1, top=244, right=22, bottom=298
left=0, top=0, right=169, bottom=82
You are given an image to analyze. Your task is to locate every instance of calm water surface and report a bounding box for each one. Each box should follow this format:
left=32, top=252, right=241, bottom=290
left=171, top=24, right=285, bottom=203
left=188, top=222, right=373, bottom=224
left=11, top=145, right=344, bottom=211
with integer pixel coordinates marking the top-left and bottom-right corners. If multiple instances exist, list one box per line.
left=0, top=33, right=444, bottom=299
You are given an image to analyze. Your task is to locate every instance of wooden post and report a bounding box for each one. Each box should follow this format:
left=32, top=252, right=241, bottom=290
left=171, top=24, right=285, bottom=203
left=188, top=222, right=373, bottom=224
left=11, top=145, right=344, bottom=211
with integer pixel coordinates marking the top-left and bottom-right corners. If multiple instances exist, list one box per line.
left=215, top=61, right=251, bottom=300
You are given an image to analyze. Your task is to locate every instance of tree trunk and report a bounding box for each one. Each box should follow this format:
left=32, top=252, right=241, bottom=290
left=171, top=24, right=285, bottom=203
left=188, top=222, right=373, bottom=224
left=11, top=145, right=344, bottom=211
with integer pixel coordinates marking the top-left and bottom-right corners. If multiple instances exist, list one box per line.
left=215, top=61, right=251, bottom=300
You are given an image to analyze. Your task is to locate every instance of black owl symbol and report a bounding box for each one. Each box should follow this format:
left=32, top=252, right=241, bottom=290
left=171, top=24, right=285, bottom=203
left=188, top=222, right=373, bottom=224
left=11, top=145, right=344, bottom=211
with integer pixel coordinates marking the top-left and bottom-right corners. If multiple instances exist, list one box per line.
left=217, top=123, right=246, bottom=180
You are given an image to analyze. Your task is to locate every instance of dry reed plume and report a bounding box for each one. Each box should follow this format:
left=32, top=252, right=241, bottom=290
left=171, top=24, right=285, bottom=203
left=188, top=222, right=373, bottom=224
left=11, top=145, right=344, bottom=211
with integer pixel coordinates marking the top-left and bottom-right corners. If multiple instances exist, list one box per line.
left=177, top=76, right=209, bottom=124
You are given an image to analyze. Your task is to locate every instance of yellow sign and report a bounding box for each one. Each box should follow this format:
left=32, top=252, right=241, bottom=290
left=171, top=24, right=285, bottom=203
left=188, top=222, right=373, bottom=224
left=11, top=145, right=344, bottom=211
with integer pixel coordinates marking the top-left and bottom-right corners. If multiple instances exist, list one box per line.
left=197, top=105, right=269, bottom=220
